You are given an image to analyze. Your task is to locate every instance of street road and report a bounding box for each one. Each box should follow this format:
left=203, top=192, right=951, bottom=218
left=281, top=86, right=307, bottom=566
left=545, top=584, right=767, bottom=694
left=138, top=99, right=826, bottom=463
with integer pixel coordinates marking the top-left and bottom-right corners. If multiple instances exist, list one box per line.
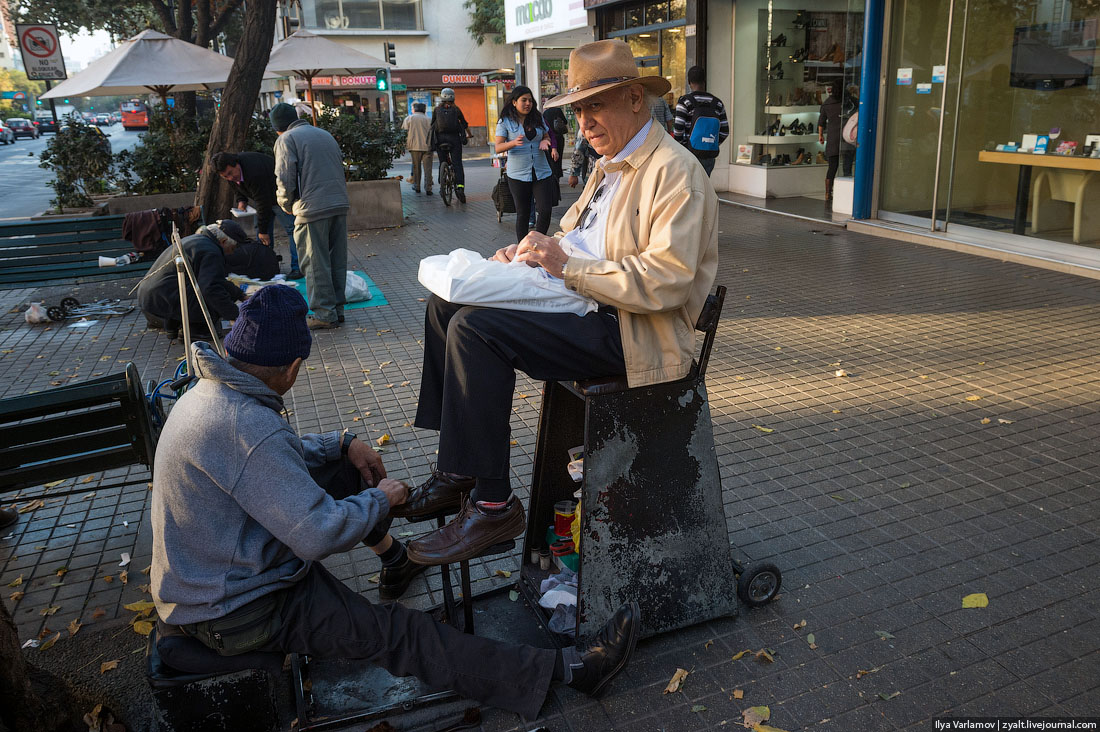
left=0, top=122, right=144, bottom=220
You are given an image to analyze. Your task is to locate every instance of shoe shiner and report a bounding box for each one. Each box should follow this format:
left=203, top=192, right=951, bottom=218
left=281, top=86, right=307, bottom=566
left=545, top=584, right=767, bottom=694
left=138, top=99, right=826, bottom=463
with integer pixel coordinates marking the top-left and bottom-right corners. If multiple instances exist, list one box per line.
left=401, top=39, right=719, bottom=567
left=137, top=221, right=249, bottom=338
left=151, top=285, right=640, bottom=719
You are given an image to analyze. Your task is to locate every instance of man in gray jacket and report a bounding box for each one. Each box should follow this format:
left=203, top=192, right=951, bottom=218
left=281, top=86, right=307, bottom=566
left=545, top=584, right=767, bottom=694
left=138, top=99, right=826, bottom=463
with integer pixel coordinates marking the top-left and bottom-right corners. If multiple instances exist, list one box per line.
left=270, top=103, right=349, bottom=329
left=151, top=285, right=641, bottom=719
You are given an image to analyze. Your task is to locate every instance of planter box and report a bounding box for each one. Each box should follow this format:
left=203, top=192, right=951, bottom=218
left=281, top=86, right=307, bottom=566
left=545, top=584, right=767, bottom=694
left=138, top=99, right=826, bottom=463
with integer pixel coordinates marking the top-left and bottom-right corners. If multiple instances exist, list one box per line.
left=346, top=179, right=403, bottom=230
left=106, top=191, right=197, bottom=215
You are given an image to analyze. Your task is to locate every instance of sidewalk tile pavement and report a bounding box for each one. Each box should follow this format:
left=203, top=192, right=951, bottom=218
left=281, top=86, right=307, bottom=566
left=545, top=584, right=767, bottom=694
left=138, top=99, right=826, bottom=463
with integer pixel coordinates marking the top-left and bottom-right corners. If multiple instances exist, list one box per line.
left=1, top=176, right=1098, bottom=731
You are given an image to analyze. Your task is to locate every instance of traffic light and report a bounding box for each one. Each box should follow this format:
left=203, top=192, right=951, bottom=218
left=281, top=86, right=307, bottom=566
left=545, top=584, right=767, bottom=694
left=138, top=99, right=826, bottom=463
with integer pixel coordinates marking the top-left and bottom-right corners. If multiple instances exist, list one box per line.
left=376, top=69, right=388, bottom=92
left=385, top=42, right=396, bottom=66
left=64, top=98, right=69, bottom=103
left=35, top=99, right=41, bottom=106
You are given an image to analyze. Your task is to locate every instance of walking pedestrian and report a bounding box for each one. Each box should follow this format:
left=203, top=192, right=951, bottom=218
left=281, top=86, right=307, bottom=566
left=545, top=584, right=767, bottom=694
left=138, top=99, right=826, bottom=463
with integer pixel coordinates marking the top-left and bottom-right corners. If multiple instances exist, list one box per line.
left=650, top=95, right=675, bottom=134
left=673, top=66, right=730, bottom=176
left=430, top=88, right=470, bottom=203
left=270, top=102, right=350, bottom=330
left=402, top=102, right=433, bottom=195
left=494, top=86, right=559, bottom=244
left=210, top=151, right=303, bottom=279
left=568, top=134, right=599, bottom=189
left=817, top=84, right=856, bottom=202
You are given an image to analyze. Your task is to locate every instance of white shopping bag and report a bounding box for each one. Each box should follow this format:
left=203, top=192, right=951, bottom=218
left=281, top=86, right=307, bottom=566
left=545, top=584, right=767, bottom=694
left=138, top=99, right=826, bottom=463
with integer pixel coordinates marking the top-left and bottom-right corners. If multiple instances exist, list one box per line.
left=418, top=248, right=597, bottom=316
left=345, top=271, right=373, bottom=303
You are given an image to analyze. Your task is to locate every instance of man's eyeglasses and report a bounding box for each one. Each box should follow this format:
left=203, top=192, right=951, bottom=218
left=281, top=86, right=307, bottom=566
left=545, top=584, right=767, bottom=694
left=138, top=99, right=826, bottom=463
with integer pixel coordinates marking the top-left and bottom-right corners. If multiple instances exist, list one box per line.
left=578, top=184, right=606, bottom=232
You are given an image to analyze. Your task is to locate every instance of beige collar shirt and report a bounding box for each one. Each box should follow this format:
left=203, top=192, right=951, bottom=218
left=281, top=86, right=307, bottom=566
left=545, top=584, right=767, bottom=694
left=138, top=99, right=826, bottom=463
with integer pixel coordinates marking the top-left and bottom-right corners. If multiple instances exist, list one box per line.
left=403, top=112, right=432, bottom=152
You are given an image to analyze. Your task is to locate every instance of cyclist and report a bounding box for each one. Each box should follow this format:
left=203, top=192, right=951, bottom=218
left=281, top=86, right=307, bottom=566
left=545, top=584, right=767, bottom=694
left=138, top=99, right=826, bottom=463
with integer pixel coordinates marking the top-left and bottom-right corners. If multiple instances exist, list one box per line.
left=430, top=88, right=470, bottom=203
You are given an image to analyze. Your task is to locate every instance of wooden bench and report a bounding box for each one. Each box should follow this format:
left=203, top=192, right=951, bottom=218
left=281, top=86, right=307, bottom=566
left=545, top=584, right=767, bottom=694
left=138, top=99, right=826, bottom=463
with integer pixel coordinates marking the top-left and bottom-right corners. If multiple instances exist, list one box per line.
left=0, top=363, right=158, bottom=501
left=0, top=215, right=153, bottom=286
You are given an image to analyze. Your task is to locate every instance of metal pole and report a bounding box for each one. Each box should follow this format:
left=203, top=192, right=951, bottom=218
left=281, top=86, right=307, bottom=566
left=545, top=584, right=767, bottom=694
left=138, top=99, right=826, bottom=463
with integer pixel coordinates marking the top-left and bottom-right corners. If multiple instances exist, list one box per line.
left=171, top=225, right=226, bottom=361
left=44, top=80, right=58, bottom=123
left=852, top=0, right=886, bottom=220
left=943, top=0, right=971, bottom=232
left=176, top=256, right=194, bottom=375
left=930, top=0, right=957, bottom=232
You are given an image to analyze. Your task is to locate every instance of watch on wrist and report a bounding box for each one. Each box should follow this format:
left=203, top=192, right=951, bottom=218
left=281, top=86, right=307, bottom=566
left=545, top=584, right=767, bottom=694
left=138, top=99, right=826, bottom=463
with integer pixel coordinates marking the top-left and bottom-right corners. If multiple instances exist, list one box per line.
left=341, top=431, right=357, bottom=456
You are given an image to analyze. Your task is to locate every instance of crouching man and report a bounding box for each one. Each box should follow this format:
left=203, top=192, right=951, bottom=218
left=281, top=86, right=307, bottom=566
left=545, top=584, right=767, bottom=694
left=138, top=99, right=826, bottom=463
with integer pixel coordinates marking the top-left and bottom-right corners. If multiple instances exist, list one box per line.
left=151, top=285, right=640, bottom=719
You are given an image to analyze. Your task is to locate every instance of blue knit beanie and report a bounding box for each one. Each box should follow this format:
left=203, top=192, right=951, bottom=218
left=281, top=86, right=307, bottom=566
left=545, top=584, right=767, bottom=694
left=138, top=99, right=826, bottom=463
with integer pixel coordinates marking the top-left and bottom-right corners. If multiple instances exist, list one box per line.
left=269, top=102, right=299, bottom=132
left=225, top=285, right=312, bottom=367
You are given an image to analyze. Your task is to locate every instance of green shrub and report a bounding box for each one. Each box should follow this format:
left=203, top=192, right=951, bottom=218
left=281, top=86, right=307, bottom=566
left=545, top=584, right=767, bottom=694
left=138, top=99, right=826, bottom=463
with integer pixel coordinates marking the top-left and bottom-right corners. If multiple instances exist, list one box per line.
left=314, top=109, right=406, bottom=181
left=38, top=114, right=114, bottom=210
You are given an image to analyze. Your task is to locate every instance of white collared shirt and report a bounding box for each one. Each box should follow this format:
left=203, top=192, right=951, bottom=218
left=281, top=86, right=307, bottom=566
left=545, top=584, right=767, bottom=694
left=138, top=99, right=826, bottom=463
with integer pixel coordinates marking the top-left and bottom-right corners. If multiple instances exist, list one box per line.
left=559, top=119, right=654, bottom=262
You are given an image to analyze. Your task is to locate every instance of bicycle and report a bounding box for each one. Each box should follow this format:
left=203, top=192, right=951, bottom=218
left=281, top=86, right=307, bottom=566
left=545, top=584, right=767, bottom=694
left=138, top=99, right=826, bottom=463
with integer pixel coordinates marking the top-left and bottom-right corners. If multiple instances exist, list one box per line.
left=437, top=142, right=456, bottom=207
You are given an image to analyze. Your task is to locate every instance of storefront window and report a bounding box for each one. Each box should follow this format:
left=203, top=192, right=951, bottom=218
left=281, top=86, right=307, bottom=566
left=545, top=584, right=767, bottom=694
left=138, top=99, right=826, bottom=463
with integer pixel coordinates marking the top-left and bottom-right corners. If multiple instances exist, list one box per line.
left=731, top=1, right=863, bottom=186
left=646, top=1, right=670, bottom=26
left=300, top=0, right=421, bottom=30
left=879, top=0, right=1100, bottom=248
left=605, top=1, right=689, bottom=103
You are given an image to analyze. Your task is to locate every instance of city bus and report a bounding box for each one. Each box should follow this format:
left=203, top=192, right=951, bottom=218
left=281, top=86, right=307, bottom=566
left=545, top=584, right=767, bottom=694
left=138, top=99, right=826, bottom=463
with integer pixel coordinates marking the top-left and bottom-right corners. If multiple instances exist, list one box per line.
left=120, top=100, right=149, bottom=130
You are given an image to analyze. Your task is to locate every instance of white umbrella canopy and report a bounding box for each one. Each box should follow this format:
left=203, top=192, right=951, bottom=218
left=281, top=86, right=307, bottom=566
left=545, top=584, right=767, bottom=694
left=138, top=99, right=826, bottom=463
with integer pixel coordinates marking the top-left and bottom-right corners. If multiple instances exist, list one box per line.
left=40, top=29, right=276, bottom=104
left=266, top=29, right=391, bottom=122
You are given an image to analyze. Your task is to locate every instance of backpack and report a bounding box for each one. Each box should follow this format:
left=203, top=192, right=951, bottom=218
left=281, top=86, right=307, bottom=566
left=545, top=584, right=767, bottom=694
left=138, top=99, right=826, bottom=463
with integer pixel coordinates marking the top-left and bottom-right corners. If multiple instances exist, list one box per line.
left=434, top=105, right=462, bottom=134
left=686, top=94, right=722, bottom=159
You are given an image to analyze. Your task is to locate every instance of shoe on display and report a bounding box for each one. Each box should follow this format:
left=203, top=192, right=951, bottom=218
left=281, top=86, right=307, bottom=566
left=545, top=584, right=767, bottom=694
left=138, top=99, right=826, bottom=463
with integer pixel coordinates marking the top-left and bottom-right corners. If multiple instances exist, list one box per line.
left=793, top=148, right=806, bottom=165
left=769, top=33, right=786, bottom=47
left=757, top=153, right=772, bottom=166
left=817, top=151, right=828, bottom=164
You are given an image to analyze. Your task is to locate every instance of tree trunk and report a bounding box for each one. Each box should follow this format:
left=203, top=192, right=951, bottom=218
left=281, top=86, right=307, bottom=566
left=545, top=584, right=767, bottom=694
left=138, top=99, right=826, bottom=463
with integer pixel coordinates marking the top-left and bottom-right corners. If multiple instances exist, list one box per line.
left=0, top=600, right=81, bottom=732
left=195, top=0, right=279, bottom=223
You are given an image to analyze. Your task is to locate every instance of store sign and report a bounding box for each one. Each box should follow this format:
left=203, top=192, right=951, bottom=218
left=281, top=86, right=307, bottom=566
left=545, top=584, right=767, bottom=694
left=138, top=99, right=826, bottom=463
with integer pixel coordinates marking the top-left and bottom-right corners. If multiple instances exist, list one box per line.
left=339, top=75, right=376, bottom=86
left=505, top=0, right=587, bottom=43
left=441, top=74, right=481, bottom=85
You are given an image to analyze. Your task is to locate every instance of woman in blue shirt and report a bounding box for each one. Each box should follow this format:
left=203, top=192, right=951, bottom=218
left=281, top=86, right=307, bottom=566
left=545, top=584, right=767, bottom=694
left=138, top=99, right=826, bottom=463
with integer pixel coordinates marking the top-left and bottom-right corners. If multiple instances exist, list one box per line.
left=494, top=86, right=559, bottom=243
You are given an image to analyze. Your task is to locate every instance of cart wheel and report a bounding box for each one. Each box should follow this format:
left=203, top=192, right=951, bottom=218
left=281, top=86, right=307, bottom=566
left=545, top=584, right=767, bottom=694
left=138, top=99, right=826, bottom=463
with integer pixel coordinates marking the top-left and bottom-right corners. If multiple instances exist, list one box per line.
left=46, top=306, right=65, bottom=321
left=737, top=561, right=781, bottom=607
left=60, top=297, right=80, bottom=314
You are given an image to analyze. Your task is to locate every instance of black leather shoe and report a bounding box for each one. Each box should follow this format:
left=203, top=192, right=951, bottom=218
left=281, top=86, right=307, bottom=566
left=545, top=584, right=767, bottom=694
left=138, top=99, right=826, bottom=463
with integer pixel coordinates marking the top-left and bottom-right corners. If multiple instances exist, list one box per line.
left=378, top=556, right=429, bottom=601
left=0, top=507, right=17, bottom=530
left=568, top=601, right=640, bottom=697
left=390, top=471, right=475, bottom=521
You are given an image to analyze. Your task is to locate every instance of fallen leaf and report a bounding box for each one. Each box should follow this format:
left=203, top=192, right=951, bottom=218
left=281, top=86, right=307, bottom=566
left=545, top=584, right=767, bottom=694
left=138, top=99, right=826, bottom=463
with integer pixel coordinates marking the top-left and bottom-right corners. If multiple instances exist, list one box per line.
left=508, top=590, right=519, bottom=602
left=100, top=660, right=120, bottom=674
left=132, top=620, right=154, bottom=636
left=123, top=601, right=156, bottom=614
left=691, top=705, right=708, bottom=713
left=793, top=620, right=806, bottom=630
left=40, top=606, right=60, bottom=616
left=517, top=393, right=530, bottom=399
left=379, top=361, right=392, bottom=367
left=998, top=418, right=1014, bottom=425
left=367, top=574, right=380, bottom=584
left=119, top=570, right=128, bottom=585
left=755, top=649, right=775, bottom=664
left=103, top=575, right=114, bottom=584
left=704, top=640, right=714, bottom=650
left=493, top=569, right=512, bottom=578
left=855, top=667, right=881, bottom=679
left=965, top=395, right=982, bottom=401
left=962, top=593, right=989, bottom=608
left=375, top=434, right=392, bottom=446
left=831, top=409, right=841, bottom=414
left=742, top=705, right=771, bottom=727
left=141, top=565, right=151, bottom=575
left=751, top=424, right=774, bottom=434
left=400, top=380, right=410, bottom=387
left=663, top=668, right=689, bottom=694
left=731, top=649, right=752, bottom=660
left=510, top=439, right=518, bottom=445
left=19, top=499, right=45, bottom=513
left=39, top=632, right=61, bottom=651
left=835, top=369, right=848, bottom=377
left=877, top=691, right=901, bottom=701
left=807, top=633, right=817, bottom=650
left=43, top=480, right=66, bottom=488
left=980, top=418, right=991, bottom=424
left=398, top=531, right=414, bottom=537
left=384, top=383, right=394, bottom=388
left=9, top=591, right=24, bottom=602
left=138, top=584, right=150, bottom=594
left=7, top=575, right=22, bottom=587
left=55, top=566, right=68, bottom=578
left=733, top=689, right=744, bottom=699
left=754, top=725, right=791, bottom=732
left=82, top=475, right=96, bottom=483
left=92, top=608, right=106, bottom=619
left=68, top=619, right=82, bottom=636
left=874, top=630, right=895, bottom=640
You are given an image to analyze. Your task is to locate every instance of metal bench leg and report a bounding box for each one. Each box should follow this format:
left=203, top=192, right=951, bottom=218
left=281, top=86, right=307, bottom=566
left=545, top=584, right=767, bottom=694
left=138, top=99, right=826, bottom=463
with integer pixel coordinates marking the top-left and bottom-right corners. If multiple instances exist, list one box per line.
left=460, top=560, right=474, bottom=634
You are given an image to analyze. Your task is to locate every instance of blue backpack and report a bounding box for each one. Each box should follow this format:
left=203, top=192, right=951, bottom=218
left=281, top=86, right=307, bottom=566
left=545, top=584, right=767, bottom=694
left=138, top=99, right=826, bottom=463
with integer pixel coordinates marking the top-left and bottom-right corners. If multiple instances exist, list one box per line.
left=687, top=95, right=722, bottom=159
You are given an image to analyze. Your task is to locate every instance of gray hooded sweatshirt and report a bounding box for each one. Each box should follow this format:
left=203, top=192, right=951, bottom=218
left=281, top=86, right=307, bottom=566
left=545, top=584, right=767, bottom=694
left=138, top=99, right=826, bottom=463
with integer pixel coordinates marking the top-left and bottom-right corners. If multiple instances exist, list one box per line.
left=151, top=342, right=387, bottom=625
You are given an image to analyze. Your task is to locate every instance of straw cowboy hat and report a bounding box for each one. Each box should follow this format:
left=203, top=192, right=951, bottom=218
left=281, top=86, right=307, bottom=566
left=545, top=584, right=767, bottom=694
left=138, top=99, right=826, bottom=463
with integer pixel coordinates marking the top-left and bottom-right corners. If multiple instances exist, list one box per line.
left=544, top=40, right=672, bottom=108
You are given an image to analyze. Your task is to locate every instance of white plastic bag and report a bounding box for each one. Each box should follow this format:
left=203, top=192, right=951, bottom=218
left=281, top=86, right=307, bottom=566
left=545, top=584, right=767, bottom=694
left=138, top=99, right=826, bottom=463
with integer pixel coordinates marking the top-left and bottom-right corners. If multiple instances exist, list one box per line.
left=25, top=302, right=50, bottom=324
left=345, top=271, right=373, bottom=303
left=418, top=248, right=597, bottom=316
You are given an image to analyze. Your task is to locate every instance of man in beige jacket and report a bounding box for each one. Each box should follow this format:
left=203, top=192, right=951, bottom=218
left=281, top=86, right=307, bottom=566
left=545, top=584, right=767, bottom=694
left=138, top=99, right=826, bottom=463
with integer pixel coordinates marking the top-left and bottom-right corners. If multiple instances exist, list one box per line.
left=398, top=40, right=719, bottom=564
left=402, top=102, right=433, bottom=194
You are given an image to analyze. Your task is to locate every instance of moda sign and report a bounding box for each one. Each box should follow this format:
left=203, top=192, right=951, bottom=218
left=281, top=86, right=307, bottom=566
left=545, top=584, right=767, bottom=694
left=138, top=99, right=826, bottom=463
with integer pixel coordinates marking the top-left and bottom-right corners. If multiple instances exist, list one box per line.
left=504, top=0, right=587, bottom=43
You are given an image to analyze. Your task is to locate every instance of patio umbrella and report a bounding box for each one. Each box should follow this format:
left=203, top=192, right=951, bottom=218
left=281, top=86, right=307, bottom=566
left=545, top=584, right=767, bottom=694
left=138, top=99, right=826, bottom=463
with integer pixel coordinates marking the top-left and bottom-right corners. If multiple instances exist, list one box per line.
left=40, top=29, right=276, bottom=109
left=266, top=29, right=390, bottom=123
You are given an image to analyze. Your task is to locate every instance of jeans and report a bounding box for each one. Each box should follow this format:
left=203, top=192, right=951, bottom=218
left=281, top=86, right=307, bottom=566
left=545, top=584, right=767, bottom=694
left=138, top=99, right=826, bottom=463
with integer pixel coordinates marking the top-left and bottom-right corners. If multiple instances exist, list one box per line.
left=264, top=205, right=299, bottom=271
left=700, top=157, right=716, bottom=176
left=295, top=214, right=347, bottom=323
left=436, top=135, right=465, bottom=186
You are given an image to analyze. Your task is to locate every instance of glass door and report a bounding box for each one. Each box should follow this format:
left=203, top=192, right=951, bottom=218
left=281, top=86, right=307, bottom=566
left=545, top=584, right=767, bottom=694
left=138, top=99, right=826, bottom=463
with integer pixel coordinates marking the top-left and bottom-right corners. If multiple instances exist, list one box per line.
left=879, top=0, right=1100, bottom=248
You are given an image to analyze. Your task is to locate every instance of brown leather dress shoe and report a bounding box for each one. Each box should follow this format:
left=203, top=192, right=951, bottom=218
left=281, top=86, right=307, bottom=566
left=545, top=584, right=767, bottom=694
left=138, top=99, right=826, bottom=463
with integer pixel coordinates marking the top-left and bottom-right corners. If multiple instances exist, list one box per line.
left=406, top=497, right=525, bottom=566
left=390, top=471, right=475, bottom=521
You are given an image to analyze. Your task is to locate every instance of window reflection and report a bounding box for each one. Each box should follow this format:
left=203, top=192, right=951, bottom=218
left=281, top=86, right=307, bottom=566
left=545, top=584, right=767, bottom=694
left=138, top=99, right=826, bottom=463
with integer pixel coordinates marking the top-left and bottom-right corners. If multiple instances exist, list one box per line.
left=300, top=0, right=421, bottom=30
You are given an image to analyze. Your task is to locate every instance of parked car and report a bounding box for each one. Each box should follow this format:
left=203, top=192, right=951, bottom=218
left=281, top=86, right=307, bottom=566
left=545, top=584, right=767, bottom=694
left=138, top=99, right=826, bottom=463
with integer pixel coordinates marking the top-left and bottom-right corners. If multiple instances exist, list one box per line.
left=33, top=112, right=59, bottom=134
left=95, top=113, right=112, bottom=126
left=5, top=118, right=39, bottom=139
left=0, top=121, right=14, bottom=145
